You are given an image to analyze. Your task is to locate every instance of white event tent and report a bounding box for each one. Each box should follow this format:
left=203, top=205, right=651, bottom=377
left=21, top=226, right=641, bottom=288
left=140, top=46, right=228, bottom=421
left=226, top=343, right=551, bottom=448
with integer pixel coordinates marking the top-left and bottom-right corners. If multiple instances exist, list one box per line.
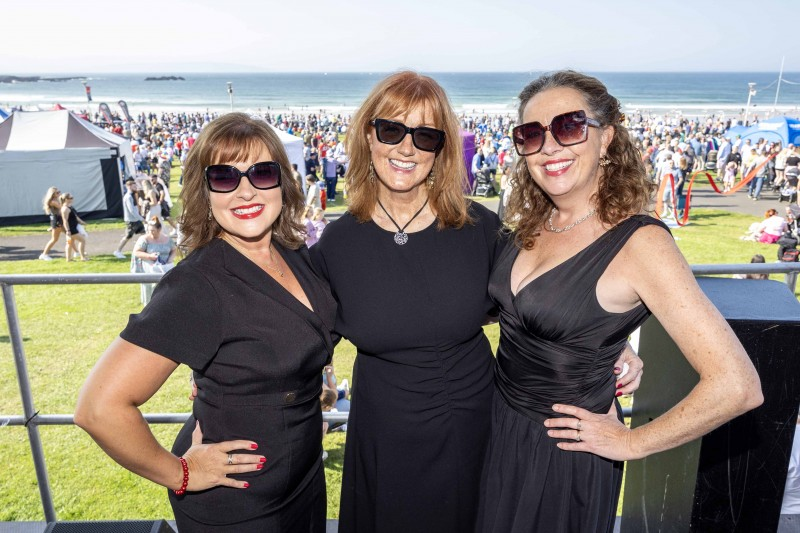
left=0, top=110, right=134, bottom=225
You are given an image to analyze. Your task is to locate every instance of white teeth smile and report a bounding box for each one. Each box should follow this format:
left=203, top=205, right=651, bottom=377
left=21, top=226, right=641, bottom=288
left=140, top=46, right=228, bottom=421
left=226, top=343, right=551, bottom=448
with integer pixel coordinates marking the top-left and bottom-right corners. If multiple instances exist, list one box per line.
left=390, top=159, right=416, bottom=169
left=545, top=161, right=573, bottom=172
left=233, top=205, right=263, bottom=215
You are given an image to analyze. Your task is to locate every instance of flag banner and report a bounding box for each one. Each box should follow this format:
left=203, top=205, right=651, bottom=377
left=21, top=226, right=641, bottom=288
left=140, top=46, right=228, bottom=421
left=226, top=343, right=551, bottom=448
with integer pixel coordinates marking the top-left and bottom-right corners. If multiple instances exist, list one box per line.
left=118, top=100, right=132, bottom=122
left=98, top=102, right=114, bottom=124
left=84, top=84, right=92, bottom=102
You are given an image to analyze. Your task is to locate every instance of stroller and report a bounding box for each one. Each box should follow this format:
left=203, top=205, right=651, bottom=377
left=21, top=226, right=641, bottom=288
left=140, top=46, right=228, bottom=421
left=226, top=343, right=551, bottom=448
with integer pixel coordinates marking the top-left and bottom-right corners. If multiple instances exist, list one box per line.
left=704, top=149, right=718, bottom=172
left=779, top=183, right=798, bottom=203
left=472, top=166, right=497, bottom=197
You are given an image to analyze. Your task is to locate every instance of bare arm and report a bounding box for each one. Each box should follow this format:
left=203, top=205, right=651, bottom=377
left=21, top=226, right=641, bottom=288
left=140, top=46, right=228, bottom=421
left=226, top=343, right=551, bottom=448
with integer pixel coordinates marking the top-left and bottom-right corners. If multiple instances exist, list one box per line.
left=75, top=338, right=264, bottom=491
left=546, top=225, right=763, bottom=460
left=61, top=206, right=71, bottom=236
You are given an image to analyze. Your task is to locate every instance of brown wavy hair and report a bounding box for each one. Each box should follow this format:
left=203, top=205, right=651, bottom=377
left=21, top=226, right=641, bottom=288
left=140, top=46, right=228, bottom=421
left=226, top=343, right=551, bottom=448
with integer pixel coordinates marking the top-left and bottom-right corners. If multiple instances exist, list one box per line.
left=507, top=70, right=655, bottom=249
left=179, top=113, right=305, bottom=253
left=346, top=71, right=470, bottom=229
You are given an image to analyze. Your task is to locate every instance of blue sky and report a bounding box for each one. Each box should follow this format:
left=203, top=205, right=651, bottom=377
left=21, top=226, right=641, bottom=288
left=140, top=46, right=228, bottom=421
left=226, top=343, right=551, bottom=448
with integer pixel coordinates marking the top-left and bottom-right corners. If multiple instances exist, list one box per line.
left=7, top=0, right=798, bottom=73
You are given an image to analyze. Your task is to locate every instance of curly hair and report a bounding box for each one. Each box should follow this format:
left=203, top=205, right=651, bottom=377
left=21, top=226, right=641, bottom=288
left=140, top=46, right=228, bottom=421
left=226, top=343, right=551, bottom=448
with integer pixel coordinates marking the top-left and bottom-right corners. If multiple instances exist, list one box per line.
left=346, top=71, right=470, bottom=229
left=179, top=113, right=305, bottom=254
left=506, top=70, right=655, bottom=249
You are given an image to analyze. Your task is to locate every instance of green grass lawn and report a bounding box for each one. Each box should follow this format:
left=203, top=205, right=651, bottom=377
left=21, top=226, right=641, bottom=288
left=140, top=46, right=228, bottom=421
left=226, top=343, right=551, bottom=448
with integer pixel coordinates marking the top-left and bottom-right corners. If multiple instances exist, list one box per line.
left=1, top=206, right=796, bottom=522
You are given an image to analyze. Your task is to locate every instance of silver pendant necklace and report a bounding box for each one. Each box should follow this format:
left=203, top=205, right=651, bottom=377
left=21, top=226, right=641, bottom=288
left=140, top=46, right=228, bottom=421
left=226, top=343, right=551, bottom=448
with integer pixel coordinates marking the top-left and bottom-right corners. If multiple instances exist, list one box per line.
left=377, top=197, right=429, bottom=245
left=547, top=207, right=596, bottom=233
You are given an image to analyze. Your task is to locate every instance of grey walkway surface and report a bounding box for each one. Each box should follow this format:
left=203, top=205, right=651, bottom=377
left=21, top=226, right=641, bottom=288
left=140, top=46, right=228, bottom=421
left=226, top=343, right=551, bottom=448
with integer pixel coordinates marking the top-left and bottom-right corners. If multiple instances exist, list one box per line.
left=0, top=186, right=791, bottom=263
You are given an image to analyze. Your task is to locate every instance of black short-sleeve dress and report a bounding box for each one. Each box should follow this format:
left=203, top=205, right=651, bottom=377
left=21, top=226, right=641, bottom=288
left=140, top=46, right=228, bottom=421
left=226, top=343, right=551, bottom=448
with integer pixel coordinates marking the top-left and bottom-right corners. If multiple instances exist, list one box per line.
left=311, top=202, right=504, bottom=533
left=121, top=238, right=337, bottom=532
left=476, top=215, right=669, bottom=533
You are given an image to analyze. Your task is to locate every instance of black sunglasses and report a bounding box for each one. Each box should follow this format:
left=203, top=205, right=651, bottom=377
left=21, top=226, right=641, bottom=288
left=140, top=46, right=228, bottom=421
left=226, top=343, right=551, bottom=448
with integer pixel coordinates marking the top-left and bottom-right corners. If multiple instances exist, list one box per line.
left=371, top=119, right=446, bottom=152
left=204, top=161, right=282, bottom=193
left=512, top=110, right=601, bottom=156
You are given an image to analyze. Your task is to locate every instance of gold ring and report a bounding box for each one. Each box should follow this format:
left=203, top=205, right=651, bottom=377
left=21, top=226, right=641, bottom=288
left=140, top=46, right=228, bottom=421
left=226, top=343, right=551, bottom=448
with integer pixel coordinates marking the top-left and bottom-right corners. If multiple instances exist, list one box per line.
left=227, top=453, right=233, bottom=465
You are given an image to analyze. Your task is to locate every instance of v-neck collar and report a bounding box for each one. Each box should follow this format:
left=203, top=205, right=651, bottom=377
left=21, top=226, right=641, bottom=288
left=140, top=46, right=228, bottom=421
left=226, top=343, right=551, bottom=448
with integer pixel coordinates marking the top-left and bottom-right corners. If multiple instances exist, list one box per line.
left=216, top=239, right=334, bottom=354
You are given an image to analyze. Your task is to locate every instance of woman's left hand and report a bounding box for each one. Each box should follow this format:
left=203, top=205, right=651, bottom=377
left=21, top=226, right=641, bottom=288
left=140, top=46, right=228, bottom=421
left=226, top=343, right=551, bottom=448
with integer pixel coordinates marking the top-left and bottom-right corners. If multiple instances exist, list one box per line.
left=544, top=403, right=639, bottom=461
left=612, top=343, right=643, bottom=396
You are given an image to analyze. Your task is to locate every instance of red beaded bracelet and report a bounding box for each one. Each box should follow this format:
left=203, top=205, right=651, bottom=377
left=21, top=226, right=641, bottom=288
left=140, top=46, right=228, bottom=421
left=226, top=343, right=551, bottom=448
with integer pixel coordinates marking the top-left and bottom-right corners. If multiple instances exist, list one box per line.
left=174, top=457, right=189, bottom=495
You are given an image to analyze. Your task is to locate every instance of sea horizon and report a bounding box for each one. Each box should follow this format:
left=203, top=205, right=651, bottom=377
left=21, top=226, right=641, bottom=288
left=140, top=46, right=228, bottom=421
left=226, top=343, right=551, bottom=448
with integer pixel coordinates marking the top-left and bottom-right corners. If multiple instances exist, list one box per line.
left=2, top=71, right=798, bottom=118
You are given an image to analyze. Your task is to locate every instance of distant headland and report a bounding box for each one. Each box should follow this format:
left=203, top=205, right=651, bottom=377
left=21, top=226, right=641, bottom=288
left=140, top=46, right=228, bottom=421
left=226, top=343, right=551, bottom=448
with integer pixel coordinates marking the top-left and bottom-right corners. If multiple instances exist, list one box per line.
left=144, top=76, right=185, bottom=81
left=0, top=76, right=84, bottom=84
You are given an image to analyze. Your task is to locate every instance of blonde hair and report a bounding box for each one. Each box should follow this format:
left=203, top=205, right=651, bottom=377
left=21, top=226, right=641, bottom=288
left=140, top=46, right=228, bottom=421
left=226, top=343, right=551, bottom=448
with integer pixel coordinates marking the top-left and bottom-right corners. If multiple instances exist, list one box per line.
left=42, top=187, right=60, bottom=214
left=345, top=71, right=470, bottom=229
left=179, top=113, right=305, bottom=253
left=507, top=70, right=656, bottom=249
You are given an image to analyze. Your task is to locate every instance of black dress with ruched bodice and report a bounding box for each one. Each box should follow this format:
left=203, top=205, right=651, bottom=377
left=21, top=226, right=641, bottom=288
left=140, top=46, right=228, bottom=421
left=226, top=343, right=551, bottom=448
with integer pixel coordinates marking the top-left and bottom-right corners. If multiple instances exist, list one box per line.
left=477, top=215, right=669, bottom=533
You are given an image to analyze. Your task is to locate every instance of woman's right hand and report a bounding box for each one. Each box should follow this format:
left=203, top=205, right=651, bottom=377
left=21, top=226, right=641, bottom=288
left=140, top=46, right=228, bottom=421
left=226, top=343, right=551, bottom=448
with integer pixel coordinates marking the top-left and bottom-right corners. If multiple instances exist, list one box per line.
left=182, top=421, right=265, bottom=491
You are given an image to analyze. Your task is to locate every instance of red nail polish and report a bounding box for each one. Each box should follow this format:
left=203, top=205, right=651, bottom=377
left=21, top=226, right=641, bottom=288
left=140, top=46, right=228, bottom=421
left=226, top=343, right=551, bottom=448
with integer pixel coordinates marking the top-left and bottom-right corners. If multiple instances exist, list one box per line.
left=259, top=457, right=266, bottom=463
left=256, top=463, right=264, bottom=470
left=243, top=482, right=249, bottom=488
left=615, top=391, right=622, bottom=397
left=250, top=443, right=258, bottom=450
left=616, top=382, right=623, bottom=389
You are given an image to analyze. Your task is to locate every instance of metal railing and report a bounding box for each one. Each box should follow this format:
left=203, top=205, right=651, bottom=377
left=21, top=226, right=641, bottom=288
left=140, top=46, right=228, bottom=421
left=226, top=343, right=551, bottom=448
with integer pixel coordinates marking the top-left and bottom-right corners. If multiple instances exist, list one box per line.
left=2, top=263, right=798, bottom=523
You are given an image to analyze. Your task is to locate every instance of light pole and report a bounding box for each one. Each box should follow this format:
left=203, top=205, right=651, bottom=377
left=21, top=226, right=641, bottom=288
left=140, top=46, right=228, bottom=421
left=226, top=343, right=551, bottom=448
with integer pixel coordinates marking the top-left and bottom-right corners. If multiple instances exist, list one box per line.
left=743, top=82, right=756, bottom=125
left=226, top=82, right=233, bottom=112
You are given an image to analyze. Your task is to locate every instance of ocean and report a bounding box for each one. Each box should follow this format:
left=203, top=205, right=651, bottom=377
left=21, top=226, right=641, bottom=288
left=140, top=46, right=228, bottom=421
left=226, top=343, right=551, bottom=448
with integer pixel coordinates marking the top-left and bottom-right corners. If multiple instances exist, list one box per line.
left=2, top=72, right=799, bottom=118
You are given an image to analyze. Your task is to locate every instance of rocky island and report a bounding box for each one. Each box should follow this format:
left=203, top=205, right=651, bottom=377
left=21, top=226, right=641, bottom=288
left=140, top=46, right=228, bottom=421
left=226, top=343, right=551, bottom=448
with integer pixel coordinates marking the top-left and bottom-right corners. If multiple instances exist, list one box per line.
left=0, top=76, right=84, bottom=84
left=144, top=76, right=186, bottom=81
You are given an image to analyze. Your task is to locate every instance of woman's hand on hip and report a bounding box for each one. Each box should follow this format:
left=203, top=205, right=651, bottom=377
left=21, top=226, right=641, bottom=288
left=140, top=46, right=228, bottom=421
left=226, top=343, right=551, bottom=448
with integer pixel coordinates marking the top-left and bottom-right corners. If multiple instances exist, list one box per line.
left=544, top=403, right=640, bottom=461
left=613, top=343, right=643, bottom=396
left=182, top=421, right=265, bottom=491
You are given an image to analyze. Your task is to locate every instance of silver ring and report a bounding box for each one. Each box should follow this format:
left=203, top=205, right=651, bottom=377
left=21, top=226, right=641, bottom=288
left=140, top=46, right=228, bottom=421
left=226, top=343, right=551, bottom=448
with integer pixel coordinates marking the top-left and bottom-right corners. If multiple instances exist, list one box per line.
left=227, top=453, right=233, bottom=465
left=576, top=433, right=582, bottom=442
left=577, top=420, right=582, bottom=431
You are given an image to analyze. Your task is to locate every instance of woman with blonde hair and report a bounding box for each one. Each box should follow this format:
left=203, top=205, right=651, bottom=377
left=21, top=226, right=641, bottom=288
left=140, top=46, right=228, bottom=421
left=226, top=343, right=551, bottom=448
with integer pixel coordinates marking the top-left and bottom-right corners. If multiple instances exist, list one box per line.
left=39, top=186, right=63, bottom=260
left=76, top=113, right=336, bottom=532
left=140, top=178, right=162, bottom=222
left=59, top=193, right=88, bottom=261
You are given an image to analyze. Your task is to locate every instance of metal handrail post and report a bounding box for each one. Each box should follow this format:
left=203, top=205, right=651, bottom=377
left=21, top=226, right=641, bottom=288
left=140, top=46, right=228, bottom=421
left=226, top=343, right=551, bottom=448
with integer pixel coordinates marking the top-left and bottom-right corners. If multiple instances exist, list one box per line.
left=1, top=283, right=56, bottom=523
left=787, top=271, right=798, bottom=294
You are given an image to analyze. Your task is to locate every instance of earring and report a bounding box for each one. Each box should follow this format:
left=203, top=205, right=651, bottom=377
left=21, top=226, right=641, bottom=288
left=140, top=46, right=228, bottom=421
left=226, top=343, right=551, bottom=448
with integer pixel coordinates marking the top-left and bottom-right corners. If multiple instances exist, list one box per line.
left=599, top=156, right=611, bottom=167
left=427, top=167, right=436, bottom=189
left=369, top=161, right=376, bottom=183
left=207, top=206, right=213, bottom=221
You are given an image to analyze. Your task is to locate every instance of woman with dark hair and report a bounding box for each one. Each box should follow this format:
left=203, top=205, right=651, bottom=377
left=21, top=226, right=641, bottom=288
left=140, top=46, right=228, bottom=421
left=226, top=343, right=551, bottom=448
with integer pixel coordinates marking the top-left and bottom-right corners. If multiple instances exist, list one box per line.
left=476, top=70, right=763, bottom=532
left=311, top=71, right=643, bottom=533
left=76, top=113, right=336, bottom=532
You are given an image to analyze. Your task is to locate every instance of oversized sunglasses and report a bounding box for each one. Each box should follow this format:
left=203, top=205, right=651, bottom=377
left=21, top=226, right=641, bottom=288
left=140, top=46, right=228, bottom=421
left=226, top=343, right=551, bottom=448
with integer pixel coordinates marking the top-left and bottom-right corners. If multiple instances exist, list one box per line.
left=204, top=161, right=282, bottom=193
left=512, top=110, right=601, bottom=156
left=371, top=119, right=446, bottom=153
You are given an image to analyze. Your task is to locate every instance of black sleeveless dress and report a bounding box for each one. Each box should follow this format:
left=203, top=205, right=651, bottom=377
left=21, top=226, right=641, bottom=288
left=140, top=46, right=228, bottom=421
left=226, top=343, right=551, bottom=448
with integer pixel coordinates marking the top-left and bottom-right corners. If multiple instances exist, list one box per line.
left=477, top=215, right=669, bottom=533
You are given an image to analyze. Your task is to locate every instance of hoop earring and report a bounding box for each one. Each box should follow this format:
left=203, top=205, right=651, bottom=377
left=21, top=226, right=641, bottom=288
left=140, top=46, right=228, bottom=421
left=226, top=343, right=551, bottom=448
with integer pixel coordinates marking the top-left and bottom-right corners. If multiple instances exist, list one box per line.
left=599, top=156, right=611, bottom=168
left=369, top=161, right=376, bottom=183
left=427, top=167, right=436, bottom=189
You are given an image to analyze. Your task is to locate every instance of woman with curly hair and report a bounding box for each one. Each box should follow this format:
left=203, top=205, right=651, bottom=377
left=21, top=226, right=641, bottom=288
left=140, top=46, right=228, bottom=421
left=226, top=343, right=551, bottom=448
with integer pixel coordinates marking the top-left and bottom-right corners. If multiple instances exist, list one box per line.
left=477, top=70, right=763, bottom=532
